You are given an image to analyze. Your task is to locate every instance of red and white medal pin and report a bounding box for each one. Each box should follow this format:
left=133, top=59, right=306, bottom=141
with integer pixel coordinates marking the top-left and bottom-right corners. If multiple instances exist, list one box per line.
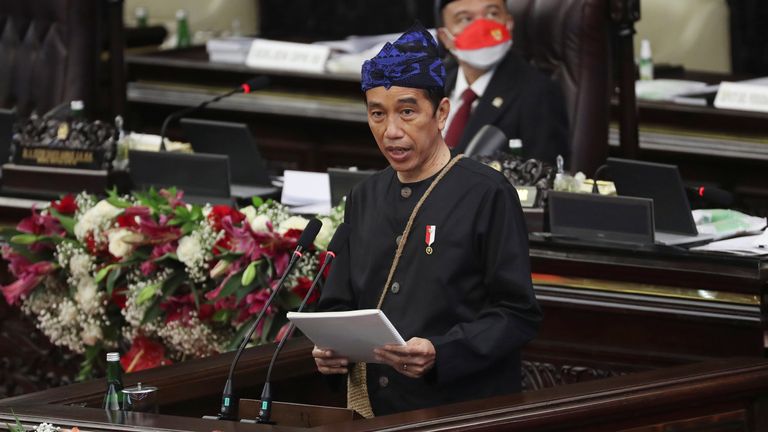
left=425, top=225, right=436, bottom=255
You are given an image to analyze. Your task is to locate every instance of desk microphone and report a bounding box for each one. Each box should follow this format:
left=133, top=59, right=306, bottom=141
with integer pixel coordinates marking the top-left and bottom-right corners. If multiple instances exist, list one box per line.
left=463, top=124, right=507, bottom=157
left=158, top=76, right=270, bottom=151
left=686, top=185, right=734, bottom=207
left=217, top=218, right=322, bottom=421
left=255, top=223, right=350, bottom=425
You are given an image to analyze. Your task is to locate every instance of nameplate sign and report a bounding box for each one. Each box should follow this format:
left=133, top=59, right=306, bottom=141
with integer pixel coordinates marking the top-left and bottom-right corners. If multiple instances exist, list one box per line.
left=714, top=82, right=768, bottom=113
left=245, top=39, right=330, bottom=74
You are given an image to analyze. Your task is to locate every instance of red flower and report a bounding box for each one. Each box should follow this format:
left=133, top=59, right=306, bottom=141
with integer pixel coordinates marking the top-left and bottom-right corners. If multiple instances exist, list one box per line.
left=111, top=289, right=127, bottom=309
left=290, top=276, right=319, bottom=305
left=121, top=336, right=172, bottom=373
left=161, top=293, right=215, bottom=324
left=17, top=208, right=64, bottom=237
left=274, top=322, right=294, bottom=343
left=49, top=194, right=78, bottom=215
left=1, top=261, right=55, bottom=305
left=207, top=205, right=245, bottom=231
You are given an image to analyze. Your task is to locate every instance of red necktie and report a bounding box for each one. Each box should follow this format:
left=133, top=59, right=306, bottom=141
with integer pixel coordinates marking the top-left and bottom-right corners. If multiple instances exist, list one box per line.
left=445, top=88, right=478, bottom=149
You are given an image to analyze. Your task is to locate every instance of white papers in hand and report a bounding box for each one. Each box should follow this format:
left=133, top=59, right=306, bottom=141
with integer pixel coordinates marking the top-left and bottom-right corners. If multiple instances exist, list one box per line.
left=287, top=309, right=406, bottom=363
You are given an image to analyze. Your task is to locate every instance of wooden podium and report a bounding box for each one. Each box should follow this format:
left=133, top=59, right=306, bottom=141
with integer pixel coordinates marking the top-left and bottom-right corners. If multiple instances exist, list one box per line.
left=238, top=399, right=361, bottom=427
left=1, top=338, right=768, bottom=431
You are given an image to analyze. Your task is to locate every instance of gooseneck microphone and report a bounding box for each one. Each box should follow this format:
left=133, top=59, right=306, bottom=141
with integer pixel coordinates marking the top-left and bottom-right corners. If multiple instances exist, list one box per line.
left=217, top=218, right=322, bottom=421
left=255, top=223, right=350, bottom=425
left=158, top=76, right=270, bottom=151
left=686, top=185, right=734, bottom=207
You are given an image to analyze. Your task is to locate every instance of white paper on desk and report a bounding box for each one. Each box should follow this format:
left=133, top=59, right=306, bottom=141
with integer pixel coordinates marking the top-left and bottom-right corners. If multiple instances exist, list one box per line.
left=287, top=309, right=406, bottom=363
left=690, top=230, right=768, bottom=256
left=280, top=170, right=331, bottom=207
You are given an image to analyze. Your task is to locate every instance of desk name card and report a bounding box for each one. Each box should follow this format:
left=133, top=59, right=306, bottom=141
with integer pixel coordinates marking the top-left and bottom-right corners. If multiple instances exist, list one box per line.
left=246, top=39, right=330, bottom=74
left=714, top=82, right=768, bottom=114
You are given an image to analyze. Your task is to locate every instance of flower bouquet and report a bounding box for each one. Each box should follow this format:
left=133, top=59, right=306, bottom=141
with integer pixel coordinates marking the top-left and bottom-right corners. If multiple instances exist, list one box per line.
left=0, top=188, right=342, bottom=378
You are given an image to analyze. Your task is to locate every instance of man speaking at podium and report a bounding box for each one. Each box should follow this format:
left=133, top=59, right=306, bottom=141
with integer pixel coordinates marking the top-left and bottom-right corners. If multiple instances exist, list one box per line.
left=313, top=23, right=541, bottom=418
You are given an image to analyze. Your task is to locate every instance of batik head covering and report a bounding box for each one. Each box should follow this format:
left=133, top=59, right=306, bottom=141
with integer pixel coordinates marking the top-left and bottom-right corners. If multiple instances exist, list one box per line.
left=360, top=23, right=446, bottom=92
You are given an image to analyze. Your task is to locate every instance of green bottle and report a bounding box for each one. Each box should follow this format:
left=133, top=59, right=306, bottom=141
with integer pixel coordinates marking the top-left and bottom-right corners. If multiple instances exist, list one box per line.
left=176, top=9, right=191, bottom=48
left=102, top=352, right=125, bottom=410
left=134, top=7, right=148, bottom=28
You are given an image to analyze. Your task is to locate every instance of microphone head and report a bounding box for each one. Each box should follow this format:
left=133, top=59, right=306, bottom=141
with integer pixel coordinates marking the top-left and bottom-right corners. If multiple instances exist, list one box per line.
left=240, top=76, right=270, bottom=94
left=689, top=185, right=734, bottom=207
left=464, top=124, right=507, bottom=157
left=297, top=218, right=323, bottom=250
left=326, top=223, right=350, bottom=254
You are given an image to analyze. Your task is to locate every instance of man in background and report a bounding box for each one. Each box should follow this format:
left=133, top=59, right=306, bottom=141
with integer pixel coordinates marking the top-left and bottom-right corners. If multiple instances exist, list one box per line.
left=437, top=0, right=569, bottom=165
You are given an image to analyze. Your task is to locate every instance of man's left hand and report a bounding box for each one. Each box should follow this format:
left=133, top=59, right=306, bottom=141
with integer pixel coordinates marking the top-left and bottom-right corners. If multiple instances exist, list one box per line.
left=374, top=337, right=435, bottom=378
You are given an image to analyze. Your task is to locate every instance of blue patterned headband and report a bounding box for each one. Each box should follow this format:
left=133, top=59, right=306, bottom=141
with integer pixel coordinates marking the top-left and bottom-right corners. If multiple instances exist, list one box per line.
left=361, top=23, right=446, bottom=92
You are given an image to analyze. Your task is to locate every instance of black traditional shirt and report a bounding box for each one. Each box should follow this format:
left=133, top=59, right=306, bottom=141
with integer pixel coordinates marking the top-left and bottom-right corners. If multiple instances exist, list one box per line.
left=320, top=157, right=541, bottom=416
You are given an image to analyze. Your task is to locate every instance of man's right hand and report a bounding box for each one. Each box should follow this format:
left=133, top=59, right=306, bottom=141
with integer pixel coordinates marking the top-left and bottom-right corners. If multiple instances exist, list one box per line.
left=312, top=346, right=349, bottom=375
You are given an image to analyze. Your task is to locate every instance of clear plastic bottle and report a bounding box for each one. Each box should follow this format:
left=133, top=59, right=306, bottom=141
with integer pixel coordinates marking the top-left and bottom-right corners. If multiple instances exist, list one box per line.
left=176, top=9, right=191, bottom=48
left=508, top=139, right=523, bottom=157
left=102, top=352, right=125, bottom=411
left=113, top=115, right=129, bottom=171
left=639, top=39, right=654, bottom=81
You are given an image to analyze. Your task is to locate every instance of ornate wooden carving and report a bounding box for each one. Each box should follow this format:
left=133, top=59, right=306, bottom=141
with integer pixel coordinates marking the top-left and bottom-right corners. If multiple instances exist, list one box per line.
left=522, top=360, right=625, bottom=391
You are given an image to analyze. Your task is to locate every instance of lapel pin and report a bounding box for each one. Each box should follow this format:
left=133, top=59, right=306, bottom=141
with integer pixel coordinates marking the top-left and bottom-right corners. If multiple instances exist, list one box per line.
left=492, top=97, right=504, bottom=108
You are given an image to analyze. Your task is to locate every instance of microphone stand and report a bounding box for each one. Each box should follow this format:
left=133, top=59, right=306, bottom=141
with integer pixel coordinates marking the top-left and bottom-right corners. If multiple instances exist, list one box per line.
left=157, top=77, right=268, bottom=151
left=216, top=218, right=321, bottom=421
left=254, top=251, right=338, bottom=424
left=158, top=88, right=240, bottom=152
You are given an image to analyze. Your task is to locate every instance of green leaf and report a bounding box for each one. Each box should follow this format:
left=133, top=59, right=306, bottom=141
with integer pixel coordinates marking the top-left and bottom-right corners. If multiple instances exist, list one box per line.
left=260, top=315, right=274, bottom=344
left=94, top=264, right=116, bottom=283
left=212, top=309, right=233, bottom=323
left=241, top=261, right=257, bottom=286
left=161, top=271, right=186, bottom=298
left=48, top=209, right=76, bottom=235
left=251, top=196, right=264, bottom=208
left=189, top=282, right=200, bottom=310
left=141, top=300, right=163, bottom=325
left=227, top=316, right=257, bottom=351
left=106, top=267, right=122, bottom=296
left=235, top=282, right=256, bottom=303
left=136, top=281, right=161, bottom=305
left=10, top=234, right=39, bottom=245
left=215, top=270, right=245, bottom=300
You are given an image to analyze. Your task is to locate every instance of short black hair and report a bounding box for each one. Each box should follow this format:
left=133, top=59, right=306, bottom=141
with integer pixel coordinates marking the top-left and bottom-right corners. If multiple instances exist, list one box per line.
left=423, top=87, right=446, bottom=115
left=362, top=86, right=446, bottom=116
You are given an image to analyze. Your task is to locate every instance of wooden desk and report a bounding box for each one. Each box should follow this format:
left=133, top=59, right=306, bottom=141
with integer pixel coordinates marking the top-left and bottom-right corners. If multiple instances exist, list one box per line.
left=2, top=340, right=768, bottom=431
left=525, top=238, right=768, bottom=387
left=609, top=70, right=768, bottom=215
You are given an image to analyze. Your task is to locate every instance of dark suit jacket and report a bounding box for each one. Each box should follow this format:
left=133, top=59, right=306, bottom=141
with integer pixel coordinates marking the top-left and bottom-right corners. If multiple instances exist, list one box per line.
left=445, top=48, right=570, bottom=165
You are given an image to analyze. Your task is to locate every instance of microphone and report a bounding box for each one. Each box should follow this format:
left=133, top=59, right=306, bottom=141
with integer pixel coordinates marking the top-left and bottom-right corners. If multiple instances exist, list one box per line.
left=686, top=185, right=734, bottom=207
left=217, top=218, right=322, bottom=421
left=158, top=76, right=270, bottom=151
left=255, top=223, right=350, bottom=425
left=463, top=124, right=507, bottom=157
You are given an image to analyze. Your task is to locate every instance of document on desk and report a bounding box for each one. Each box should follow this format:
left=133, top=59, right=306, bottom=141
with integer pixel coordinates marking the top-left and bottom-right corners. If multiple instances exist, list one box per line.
left=287, top=309, right=406, bottom=363
left=690, top=230, right=768, bottom=256
left=280, top=170, right=331, bottom=214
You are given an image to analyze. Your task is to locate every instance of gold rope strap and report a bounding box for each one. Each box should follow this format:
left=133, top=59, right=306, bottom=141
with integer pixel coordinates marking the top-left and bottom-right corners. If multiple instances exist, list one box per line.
left=347, top=154, right=464, bottom=418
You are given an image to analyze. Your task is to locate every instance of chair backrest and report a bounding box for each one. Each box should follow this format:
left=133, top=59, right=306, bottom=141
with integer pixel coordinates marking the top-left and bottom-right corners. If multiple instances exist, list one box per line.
left=129, top=150, right=232, bottom=202
left=506, top=0, right=610, bottom=176
left=0, top=0, right=104, bottom=117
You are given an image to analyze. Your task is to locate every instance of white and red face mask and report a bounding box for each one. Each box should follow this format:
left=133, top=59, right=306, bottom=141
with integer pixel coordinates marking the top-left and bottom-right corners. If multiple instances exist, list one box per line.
left=446, top=18, right=512, bottom=70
